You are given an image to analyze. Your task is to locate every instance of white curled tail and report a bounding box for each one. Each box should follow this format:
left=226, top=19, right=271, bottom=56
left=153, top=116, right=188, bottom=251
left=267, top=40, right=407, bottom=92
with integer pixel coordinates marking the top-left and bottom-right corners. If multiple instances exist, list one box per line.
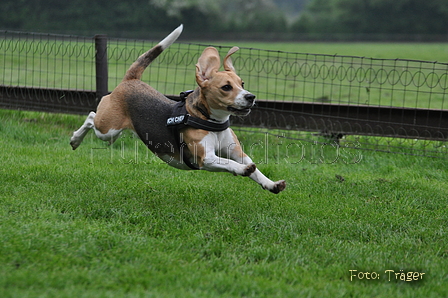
left=123, top=25, right=183, bottom=81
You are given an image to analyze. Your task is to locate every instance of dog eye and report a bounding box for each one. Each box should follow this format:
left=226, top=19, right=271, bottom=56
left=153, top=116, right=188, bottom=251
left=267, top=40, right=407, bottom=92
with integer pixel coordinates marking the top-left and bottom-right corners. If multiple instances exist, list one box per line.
left=221, top=85, right=233, bottom=91
left=242, top=82, right=245, bottom=88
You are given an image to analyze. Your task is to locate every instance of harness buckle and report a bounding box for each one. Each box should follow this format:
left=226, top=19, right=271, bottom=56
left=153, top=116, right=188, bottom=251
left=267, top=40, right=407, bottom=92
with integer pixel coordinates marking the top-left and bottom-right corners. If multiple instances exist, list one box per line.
left=179, top=90, right=194, bottom=101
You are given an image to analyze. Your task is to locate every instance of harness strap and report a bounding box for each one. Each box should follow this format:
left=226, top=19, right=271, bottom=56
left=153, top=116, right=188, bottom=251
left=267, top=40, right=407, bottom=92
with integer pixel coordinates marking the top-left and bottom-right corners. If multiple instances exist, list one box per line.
left=166, top=91, right=230, bottom=169
left=167, top=103, right=229, bottom=131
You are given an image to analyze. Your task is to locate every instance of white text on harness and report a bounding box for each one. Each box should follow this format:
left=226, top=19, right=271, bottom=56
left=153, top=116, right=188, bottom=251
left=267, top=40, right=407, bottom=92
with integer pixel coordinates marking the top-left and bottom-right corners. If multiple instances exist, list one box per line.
left=167, top=115, right=185, bottom=125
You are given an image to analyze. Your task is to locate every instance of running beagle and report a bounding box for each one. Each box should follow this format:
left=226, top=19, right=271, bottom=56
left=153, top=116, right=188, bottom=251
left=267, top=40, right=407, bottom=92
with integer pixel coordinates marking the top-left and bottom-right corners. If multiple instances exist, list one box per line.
left=70, top=25, right=286, bottom=193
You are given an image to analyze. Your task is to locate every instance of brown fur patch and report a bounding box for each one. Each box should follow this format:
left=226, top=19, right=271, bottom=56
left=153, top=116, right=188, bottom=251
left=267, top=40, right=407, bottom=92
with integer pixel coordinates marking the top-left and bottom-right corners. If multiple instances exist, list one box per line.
left=181, top=127, right=208, bottom=168
left=94, top=90, right=133, bottom=134
left=123, top=45, right=163, bottom=81
left=185, top=90, right=211, bottom=120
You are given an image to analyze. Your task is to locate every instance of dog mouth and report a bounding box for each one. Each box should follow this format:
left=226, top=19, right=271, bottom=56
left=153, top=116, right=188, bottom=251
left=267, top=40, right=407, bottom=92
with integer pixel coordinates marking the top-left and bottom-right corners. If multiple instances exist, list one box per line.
left=227, top=106, right=252, bottom=116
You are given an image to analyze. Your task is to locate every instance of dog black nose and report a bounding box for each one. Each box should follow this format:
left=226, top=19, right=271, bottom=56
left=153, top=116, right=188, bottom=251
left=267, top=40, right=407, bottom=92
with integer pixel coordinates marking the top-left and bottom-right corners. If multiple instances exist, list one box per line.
left=245, top=93, right=256, bottom=103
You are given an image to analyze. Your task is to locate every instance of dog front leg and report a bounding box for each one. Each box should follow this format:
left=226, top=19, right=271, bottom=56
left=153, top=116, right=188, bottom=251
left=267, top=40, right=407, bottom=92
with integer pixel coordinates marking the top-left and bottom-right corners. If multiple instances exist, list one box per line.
left=249, top=168, right=286, bottom=194
left=215, top=149, right=286, bottom=193
left=223, top=137, right=286, bottom=194
left=201, top=152, right=257, bottom=177
left=236, top=155, right=286, bottom=194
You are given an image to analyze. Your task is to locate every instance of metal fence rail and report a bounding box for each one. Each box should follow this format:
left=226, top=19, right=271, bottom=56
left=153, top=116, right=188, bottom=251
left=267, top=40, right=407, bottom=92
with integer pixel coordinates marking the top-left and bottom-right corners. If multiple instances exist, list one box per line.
left=0, top=85, right=97, bottom=114
left=231, top=100, right=448, bottom=141
left=1, top=30, right=447, bottom=157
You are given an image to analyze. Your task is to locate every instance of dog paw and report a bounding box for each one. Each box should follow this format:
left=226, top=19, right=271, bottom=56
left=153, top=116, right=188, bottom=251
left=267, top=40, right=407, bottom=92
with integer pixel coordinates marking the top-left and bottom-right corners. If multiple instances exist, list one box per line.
left=70, top=138, right=80, bottom=150
left=269, top=180, right=286, bottom=194
left=242, top=163, right=257, bottom=176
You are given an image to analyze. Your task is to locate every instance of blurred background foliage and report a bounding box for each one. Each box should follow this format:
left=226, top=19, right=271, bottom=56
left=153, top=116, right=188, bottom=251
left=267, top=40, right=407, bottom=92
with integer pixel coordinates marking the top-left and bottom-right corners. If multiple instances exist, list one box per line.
left=1, top=0, right=447, bottom=40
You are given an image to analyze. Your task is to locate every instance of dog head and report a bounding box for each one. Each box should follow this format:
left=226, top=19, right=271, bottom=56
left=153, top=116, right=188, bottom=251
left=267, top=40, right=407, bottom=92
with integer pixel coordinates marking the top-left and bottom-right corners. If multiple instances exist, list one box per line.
left=195, top=47, right=255, bottom=119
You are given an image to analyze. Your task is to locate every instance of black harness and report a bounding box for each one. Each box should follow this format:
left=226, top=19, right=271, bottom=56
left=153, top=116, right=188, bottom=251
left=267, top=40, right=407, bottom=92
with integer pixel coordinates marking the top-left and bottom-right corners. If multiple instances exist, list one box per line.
left=166, top=90, right=230, bottom=169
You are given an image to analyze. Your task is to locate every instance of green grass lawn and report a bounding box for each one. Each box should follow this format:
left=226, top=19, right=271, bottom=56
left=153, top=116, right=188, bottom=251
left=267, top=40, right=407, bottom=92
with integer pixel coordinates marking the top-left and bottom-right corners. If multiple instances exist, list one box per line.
left=1, top=109, right=447, bottom=297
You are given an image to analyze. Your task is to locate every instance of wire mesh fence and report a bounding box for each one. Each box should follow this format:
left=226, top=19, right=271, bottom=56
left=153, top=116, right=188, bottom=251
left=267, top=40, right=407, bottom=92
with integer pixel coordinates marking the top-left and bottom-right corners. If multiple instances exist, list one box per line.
left=235, top=49, right=448, bottom=109
left=1, top=31, right=96, bottom=90
left=1, top=30, right=447, bottom=157
left=1, top=31, right=97, bottom=112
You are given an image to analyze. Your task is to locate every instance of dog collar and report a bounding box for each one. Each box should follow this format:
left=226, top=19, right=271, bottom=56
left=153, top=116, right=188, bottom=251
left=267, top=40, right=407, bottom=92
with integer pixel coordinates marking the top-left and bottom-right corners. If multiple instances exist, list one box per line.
left=167, top=93, right=230, bottom=132
left=167, top=102, right=230, bottom=131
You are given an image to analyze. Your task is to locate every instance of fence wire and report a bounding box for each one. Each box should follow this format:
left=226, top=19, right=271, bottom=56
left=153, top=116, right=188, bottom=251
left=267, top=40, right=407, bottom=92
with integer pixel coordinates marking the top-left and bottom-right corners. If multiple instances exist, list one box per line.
left=1, top=31, right=97, bottom=112
left=1, top=30, right=447, bottom=157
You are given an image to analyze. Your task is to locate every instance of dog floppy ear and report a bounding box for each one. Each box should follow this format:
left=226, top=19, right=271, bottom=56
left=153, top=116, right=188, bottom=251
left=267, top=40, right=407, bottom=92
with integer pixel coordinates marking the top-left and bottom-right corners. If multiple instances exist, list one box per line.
left=223, top=46, right=239, bottom=72
left=196, top=47, right=221, bottom=86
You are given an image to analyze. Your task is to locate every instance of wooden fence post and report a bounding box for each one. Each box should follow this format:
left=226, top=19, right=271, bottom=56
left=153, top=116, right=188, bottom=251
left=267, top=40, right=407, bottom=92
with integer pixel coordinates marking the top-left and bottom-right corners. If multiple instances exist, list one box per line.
left=94, top=34, right=108, bottom=101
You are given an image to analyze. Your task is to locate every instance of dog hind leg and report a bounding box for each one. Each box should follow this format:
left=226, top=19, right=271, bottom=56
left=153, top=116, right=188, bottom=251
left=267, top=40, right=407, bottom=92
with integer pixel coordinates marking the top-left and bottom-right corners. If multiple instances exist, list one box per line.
left=70, top=111, right=96, bottom=150
left=70, top=111, right=124, bottom=150
left=93, top=127, right=123, bottom=145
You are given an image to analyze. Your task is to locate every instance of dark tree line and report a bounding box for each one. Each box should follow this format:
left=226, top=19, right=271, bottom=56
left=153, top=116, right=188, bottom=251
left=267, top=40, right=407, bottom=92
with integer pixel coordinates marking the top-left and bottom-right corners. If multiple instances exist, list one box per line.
left=0, top=0, right=288, bottom=37
left=1, top=0, right=447, bottom=39
left=293, top=0, right=448, bottom=36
